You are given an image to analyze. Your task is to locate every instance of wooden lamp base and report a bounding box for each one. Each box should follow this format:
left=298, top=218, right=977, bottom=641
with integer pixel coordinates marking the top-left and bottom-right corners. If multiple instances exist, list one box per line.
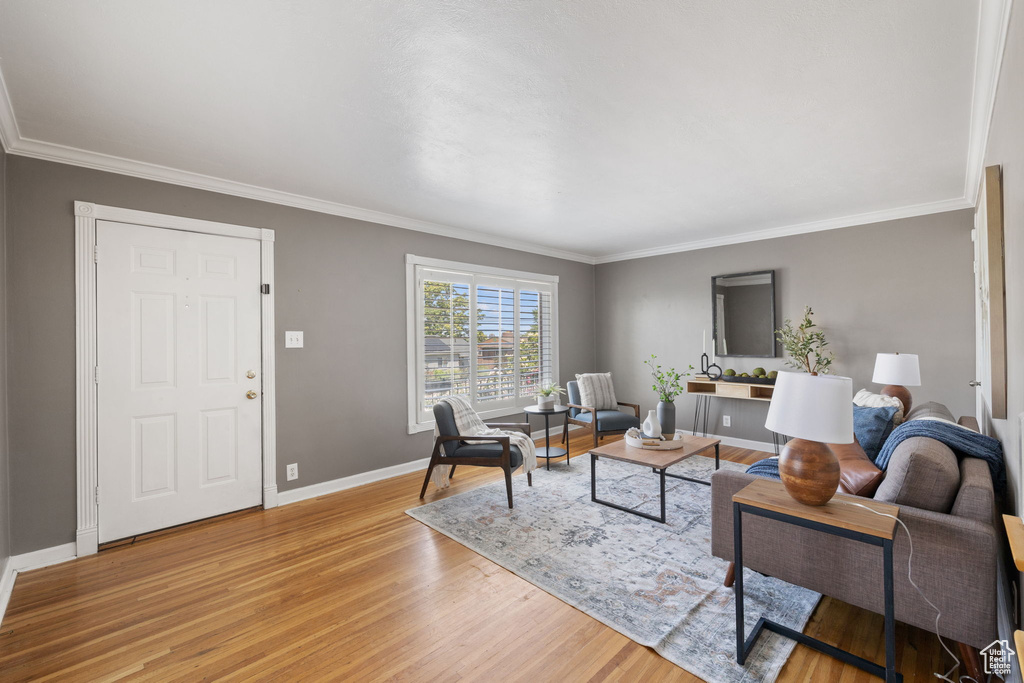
left=778, top=438, right=841, bottom=506
left=880, top=384, right=912, bottom=415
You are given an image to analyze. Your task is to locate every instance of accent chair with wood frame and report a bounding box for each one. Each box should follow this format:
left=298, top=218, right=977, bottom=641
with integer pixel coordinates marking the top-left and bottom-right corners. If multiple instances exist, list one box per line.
left=564, top=379, right=641, bottom=448
left=420, top=401, right=533, bottom=508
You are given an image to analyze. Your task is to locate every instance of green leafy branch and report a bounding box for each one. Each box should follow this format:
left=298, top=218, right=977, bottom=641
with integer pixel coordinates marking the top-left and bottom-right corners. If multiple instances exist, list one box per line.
left=775, top=306, right=835, bottom=375
left=644, top=355, right=694, bottom=402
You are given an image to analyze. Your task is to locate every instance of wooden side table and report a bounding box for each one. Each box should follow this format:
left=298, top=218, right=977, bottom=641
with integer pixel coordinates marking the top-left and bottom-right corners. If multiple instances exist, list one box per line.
left=732, top=479, right=901, bottom=683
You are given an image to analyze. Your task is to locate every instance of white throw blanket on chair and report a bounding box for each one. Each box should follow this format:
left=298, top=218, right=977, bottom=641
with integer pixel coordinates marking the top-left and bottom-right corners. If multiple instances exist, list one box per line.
left=431, top=396, right=538, bottom=489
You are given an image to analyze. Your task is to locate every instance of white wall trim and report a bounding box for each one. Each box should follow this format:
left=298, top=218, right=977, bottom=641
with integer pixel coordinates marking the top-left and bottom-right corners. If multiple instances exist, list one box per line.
left=964, top=0, right=1014, bottom=205
left=711, top=434, right=777, bottom=455
left=0, top=557, right=15, bottom=627
left=74, top=202, right=277, bottom=555
left=278, top=457, right=432, bottom=506
left=279, top=423, right=584, bottom=506
left=591, top=197, right=975, bottom=264
left=0, top=6, right=1013, bottom=268
left=0, top=128, right=594, bottom=264
left=405, top=254, right=560, bottom=284
left=10, top=543, right=78, bottom=572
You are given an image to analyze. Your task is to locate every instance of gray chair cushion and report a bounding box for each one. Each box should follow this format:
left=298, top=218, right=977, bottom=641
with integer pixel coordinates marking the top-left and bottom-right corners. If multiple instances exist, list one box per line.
left=873, top=436, right=960, bottom=513
left=567, top=380, right=582, bottom=417
left=452, top=443, right=524, bottom=469
left=572, top=409, right=640, bottom=432
left=432, top=402, right=460, bottom=456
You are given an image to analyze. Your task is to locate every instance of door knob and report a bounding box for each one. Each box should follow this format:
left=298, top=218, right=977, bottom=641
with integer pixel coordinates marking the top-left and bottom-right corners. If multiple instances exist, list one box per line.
left=246, top=390, right=258, bottom=399
left=246, top=370, right=256, bottom=379
left=968, top=380, right=982, bottom=387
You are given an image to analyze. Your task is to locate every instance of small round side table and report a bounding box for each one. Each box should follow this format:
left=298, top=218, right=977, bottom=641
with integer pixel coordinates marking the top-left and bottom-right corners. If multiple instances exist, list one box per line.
left=524, top=404, right=572, bottom=470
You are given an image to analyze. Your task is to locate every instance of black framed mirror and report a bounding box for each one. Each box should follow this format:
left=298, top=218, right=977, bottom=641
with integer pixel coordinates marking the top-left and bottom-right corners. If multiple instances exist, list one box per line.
left=712, top=270, right=776, bottom=358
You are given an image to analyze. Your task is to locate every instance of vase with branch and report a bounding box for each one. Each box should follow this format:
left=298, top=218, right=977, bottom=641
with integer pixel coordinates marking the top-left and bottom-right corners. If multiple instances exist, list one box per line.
left=775, top=306, right=835, bottom=375
left=644, top=355, right=694, bottom=434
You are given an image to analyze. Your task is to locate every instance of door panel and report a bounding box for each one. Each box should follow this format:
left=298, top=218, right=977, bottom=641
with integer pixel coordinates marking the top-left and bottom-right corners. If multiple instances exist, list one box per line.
left=98, top=220, right=263, bottom=542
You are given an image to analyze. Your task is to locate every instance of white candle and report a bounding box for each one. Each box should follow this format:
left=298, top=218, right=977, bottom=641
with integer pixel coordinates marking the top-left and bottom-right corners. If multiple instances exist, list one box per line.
left=703, top=329, right=707, bottom=354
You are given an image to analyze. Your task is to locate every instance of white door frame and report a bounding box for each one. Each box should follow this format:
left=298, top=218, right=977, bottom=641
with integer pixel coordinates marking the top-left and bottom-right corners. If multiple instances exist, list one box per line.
left=74, top=201, right=278, bottom=557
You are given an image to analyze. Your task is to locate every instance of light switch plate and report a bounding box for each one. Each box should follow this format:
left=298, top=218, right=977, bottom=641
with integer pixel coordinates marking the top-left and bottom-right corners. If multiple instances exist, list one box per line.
left=285, top=331, right=304, bottom=348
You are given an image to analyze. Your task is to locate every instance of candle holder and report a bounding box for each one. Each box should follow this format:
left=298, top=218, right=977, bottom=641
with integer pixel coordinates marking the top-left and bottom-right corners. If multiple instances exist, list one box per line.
left=701, top=353, right=722, bottom=380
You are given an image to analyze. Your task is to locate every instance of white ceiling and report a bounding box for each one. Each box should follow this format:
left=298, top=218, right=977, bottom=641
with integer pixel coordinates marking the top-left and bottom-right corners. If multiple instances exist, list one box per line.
left=0, top=1, right=1008, bottom=263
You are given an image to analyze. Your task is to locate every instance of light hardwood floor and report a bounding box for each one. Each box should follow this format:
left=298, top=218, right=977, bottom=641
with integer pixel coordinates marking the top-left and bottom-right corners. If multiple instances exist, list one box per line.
left=0, top=431, right=959, bottom=681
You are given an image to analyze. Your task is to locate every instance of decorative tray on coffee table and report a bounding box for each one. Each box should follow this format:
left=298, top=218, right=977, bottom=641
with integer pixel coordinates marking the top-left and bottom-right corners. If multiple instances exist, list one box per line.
left=624, top=431, right=690, bottom=450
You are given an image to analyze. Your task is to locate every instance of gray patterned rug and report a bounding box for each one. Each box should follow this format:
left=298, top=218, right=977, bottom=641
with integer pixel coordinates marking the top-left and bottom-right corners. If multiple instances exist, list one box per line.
left=407, top=455, right=820, bottom=682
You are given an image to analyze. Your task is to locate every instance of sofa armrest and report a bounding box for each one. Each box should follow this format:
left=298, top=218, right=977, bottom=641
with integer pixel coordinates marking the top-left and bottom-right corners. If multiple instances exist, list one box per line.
left=951, top=457, right=997, bottom=526
left=958, top=415, right=980, bottom=432
left=710, top=467, right=998, bottom=649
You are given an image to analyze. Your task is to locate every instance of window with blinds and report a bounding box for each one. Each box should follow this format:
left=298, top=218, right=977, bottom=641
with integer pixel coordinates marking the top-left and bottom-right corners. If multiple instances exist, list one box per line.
left=407, top=256, right=559, bottom=431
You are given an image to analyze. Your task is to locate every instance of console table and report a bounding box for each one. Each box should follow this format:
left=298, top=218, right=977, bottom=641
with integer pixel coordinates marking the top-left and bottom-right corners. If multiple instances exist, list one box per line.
left=685, top=379, right=785, bottom=453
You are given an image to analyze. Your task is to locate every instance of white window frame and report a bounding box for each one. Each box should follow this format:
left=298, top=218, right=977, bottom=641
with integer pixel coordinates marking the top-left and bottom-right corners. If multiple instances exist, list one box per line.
left=406, top=254, right=559, bottom=434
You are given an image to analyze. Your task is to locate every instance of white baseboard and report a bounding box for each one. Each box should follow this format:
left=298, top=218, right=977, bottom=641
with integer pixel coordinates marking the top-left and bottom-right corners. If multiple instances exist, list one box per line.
left=278, top=425, right=587, bottom=506
left=0, top=542, right=78, bottom=627
left=0, top=556, right=14, bottom=627
left=278, top=457, right=432, bottom=506
left=10, top=542, right=78, bottom=572
left=708, top=433, right=776, bottom=454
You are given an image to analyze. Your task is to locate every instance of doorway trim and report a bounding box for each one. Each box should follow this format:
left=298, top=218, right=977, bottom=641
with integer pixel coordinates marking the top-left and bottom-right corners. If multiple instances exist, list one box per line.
left=74, top=201, right=278, bottom=557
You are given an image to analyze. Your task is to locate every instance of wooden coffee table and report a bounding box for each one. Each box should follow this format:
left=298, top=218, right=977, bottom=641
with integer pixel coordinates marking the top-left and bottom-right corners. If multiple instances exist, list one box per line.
left=589, top=435, right=721, bottom=523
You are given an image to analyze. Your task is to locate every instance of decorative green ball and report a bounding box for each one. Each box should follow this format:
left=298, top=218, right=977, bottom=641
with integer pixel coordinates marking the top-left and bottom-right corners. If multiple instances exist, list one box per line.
left=724, top=368, right=736, bottom=376
left=767, top=370, right=778, bottom=379
left=752, top=367, right=766, bottom=377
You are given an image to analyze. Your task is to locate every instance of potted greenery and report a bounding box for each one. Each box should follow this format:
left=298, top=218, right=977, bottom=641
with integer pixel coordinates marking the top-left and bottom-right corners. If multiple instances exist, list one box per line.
left=775, top=306, right=835, bottom=375
left=535, top=382, right=565, bottom=410
left=644, top=355, right=694, bottom=434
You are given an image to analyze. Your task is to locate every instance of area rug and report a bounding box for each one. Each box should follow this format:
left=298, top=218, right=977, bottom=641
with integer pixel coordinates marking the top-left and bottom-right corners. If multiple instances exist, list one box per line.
left=407, top=455, right=820, bottom=683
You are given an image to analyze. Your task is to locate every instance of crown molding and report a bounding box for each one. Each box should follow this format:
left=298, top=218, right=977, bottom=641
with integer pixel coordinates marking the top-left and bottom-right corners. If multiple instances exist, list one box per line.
left=963, top=0, right=1014, bottom=205
left=0, top=2, right=1011, bottom=267
left=591, top=196, right=974, bottom=264
left=0, top=125, right=597, bottom=265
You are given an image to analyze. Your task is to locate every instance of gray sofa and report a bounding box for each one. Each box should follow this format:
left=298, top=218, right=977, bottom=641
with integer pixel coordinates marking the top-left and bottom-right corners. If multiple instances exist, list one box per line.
left=710, top=411, right=998, bottom=653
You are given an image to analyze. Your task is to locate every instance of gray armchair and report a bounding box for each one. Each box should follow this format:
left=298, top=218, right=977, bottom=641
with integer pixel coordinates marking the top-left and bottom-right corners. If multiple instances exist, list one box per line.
left=419, top=401, right=533, bottom=508
left=564, top=379, right=641, bottom=448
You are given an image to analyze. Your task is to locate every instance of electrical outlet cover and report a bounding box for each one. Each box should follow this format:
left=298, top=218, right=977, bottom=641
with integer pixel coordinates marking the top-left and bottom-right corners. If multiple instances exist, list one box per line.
left=285, top=331, right=304, bottom=348
left=723, top=415, right=731, bottom=427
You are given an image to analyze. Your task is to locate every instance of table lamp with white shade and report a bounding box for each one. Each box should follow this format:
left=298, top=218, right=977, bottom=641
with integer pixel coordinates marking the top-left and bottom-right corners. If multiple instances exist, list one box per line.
left=872, top=352, right=921, bottom=415
left=765, top=372, right=854, bottom=506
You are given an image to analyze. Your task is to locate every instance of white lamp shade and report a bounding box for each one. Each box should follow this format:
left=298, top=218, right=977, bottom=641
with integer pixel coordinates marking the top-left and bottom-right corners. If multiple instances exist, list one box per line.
left=872, top=353, right=921, bottom=386
left=765, top=372, right=854, bottom=444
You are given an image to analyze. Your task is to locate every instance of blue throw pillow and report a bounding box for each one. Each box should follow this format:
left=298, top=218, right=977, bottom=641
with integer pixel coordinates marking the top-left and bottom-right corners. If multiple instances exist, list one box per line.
left=853, top=404, right=898, bottom=463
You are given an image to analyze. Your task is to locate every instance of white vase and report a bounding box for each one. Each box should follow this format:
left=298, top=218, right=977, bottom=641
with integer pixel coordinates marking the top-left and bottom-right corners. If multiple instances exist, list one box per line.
left=537, top=395, right=555, bottom=410
left=643, top=410, right=662, bottom=438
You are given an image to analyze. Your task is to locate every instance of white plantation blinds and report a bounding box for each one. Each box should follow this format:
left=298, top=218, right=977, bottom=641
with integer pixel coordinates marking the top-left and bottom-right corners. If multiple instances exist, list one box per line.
left=408, top=256, right=558, bottom=430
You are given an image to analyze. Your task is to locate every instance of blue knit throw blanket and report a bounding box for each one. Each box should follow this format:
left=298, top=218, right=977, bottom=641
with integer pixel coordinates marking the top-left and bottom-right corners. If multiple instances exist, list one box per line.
left=745, top=456, right=781, bottom=480
left=874, top=419, right=1005, bottom=494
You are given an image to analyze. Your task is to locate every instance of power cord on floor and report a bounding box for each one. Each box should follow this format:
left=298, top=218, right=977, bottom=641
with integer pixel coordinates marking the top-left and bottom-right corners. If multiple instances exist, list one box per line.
left=838, top=500, right=981, bottom=683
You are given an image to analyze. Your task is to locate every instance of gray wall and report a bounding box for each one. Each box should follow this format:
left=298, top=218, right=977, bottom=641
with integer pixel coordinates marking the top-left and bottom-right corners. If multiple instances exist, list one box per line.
left=0, top=144, right=9, bottom=568
left=4, top=155, right=597, bottom=555
left=596, top=210, right=976, bottom=444
left=985, top=6, right=1023, bottom=515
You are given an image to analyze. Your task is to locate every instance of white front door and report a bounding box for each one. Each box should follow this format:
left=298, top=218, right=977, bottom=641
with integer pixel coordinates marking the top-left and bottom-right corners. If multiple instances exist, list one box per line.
left=97, top=220, right=263, bottom=542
